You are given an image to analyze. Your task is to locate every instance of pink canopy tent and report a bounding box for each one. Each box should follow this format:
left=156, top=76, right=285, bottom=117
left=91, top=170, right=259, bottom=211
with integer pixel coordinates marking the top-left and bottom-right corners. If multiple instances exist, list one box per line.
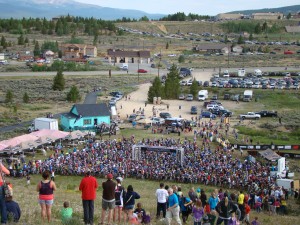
left=0, top=130, right=69, bottom=152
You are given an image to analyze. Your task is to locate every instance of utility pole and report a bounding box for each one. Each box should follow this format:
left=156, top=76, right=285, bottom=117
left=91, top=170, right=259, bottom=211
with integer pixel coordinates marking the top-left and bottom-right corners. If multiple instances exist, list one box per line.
left=158, top=49, right=161, bottom=77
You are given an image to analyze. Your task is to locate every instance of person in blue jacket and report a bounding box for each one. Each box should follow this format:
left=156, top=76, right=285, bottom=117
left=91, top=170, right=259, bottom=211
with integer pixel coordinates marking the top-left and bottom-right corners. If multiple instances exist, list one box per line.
left=5, top=196, right=21, bottom=223
left=124, top=185, right=140, bottom=222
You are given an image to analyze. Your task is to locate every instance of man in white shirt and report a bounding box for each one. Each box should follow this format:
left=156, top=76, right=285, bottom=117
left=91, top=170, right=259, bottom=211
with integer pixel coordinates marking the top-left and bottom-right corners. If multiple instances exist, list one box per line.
left=155, top=183, right=169, bottom=219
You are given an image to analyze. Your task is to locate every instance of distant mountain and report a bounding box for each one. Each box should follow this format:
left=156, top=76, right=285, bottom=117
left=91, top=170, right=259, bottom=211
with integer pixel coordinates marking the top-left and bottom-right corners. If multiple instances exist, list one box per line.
left=228, top=5, right=300, bottom=15
left=0, top=0, right=165, bottom=20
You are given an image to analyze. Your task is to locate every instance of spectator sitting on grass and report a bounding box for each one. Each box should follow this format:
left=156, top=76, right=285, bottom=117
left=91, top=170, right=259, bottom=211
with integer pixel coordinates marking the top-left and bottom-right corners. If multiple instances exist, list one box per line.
left=60, top=201, right=73, bottom=224
left=5, top=196, right=21, bottom=223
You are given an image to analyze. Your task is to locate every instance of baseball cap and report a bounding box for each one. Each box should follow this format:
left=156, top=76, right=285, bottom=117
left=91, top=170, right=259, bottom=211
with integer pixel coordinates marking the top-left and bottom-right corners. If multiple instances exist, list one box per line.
left=107, top=173, right=113, bottom=179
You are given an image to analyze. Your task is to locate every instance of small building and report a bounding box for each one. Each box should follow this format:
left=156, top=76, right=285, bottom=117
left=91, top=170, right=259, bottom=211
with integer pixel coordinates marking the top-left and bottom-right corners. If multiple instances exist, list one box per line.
left=194, top=44, right=228, bottom=53
left=43, top=50, right=55, bottom=60
left=60, top=44, right=97, bottom=59
left=252, top=12, right=283, bottom=20
left=0, top=53, right=4, bottom=60
left=60, top=103, right=111, bottom=131
left=285, top=26, right=300, bottom=33
left=216, top=13, right=243, bottom=20
left=232, top=45, right=243, bottom=53
left=107, top=49, right=151, bottom=64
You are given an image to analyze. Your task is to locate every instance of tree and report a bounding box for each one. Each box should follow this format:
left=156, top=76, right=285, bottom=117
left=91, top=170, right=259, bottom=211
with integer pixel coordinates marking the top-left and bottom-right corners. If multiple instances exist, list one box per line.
left=1, top=36, right=6, bottom=48
left=249, top=33, right=253, bottom=41
left=52, top=70, right=65, bottom=91
left=139, top=16, right=149, bottom=21
left=67, top=85, right=81, bottom=102
left=33, top=41, right=41, bottom=57
left=178, top=55, right=185, bottom=63
left=262, top=22, right=268, bottom=33
left=237, top=35, right=244, bottom=44
left=190, top=78, right=198, bottom=97
left=147, top=76, right=164, bottom=102
left=286, top=13, right=292, bottom=20
left=166, top=42, right=169, bottom=49
left=23, top=92, right=29, bottom=103
left=254, top=23, right=261, bottom=34
left=164, top=64, right=180, bottom=99
left=17, top=34, right=25, bottom=45
left=5, top=90, right=13, bottom=104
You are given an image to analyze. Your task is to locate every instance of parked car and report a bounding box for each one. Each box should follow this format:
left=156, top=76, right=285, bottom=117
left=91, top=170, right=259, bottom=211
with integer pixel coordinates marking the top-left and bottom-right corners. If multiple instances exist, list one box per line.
left=186, top=94, right=194, bottom=101
left=191, top=106, right=198, bottom=114
left=150, top=117, right=165, bottom=125
left=203, top=81, right=209, bottom=87
left=137, top=69, right=147, bottom=73
left=159, top=112, right=172, bottom=119
left=240, top=112, right=261, bottom=120
left=178, top=94, right=185, bottom=100
left=255, top=110, right=278, bottom=117
left=201, top=111, right=217, bottom=119
left=211, top=95, right=218, bottom=100
left=128, top=114, right=137, bottom=122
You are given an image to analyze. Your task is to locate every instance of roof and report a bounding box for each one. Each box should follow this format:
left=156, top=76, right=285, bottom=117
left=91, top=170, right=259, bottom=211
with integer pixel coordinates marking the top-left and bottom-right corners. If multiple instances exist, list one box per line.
left=195, top=44, right=227, bottom=50
left=61, top=44, right=96, bottom=49
left=73, top=103, right=110, bottom=117
left=107, top=49, right=150, bottom=58
left=285, top=26, right=300, bottom=33
left=259, top=149, right=281, bottom=161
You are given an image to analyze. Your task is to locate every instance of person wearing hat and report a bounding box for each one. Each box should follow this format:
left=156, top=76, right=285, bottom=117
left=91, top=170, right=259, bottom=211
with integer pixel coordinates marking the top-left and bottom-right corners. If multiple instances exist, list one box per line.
left=79, top=169, right=98, bottom=225
left=100, top=173, right=116, bottom=225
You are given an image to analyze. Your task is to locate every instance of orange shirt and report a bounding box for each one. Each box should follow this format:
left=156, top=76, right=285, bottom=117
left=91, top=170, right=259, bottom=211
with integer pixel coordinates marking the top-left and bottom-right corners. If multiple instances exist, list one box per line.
left=0, top=164, right=10, bottom=186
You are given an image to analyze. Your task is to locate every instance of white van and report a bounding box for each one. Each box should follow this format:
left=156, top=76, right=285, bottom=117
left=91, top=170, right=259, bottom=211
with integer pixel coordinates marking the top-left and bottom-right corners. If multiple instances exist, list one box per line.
left=238, top=68, right=246, bottom=77
left=119, top=63, right=128, bottom=70
left=254, top=69, right=262, bottom=76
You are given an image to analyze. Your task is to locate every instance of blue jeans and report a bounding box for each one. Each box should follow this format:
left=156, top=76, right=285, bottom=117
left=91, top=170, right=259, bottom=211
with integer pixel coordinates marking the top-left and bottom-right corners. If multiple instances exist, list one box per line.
left=82, top=200, right=94, bottom=225
left=0, top=186, right=7, bottom=224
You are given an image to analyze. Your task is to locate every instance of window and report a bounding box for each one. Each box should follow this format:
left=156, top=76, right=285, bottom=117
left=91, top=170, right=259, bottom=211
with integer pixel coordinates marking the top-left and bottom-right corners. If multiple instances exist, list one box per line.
left=83, top=119, right=91, bottom=125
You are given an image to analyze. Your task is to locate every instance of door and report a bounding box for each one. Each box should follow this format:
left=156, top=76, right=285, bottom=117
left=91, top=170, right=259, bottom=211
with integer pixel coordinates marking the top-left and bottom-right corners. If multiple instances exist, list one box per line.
left=94, top=119, right=98, bottom=126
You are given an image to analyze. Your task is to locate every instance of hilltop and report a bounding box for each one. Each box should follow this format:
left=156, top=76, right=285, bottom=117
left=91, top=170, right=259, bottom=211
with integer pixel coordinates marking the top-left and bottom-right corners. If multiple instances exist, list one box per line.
left=228, top=4, right=300, bottom=15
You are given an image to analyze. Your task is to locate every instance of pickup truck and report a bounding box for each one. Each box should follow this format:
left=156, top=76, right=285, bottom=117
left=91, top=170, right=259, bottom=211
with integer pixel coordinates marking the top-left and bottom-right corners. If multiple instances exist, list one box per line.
left=254, top=110, right=278, bottom=117
left=240, top=112, right=261, bottom=120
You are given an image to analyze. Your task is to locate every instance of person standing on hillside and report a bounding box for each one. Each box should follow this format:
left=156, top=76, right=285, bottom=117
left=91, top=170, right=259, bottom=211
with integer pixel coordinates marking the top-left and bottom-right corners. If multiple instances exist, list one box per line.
left=101, top=173, right=116, bottom=225
left=0, top=162, right=10, bottom=224
left=155, top=183, right=169, bottom=220
left=37, top=170, right=57, bottom=223
left=113, top=177, right=125, bottom=224
left=166, top=188, right=182, bottom=225
left=79, top=169, right=98, bottom=225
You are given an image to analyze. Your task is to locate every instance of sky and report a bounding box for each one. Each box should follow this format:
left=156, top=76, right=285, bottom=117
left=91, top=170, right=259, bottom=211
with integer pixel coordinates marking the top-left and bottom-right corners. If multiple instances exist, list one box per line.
left=75, top=0, right=299, bottom=15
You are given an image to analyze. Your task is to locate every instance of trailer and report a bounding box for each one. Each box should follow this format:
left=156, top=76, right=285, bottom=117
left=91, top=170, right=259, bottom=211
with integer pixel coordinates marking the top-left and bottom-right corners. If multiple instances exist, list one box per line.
left=28, top=118, right=59, bottom=132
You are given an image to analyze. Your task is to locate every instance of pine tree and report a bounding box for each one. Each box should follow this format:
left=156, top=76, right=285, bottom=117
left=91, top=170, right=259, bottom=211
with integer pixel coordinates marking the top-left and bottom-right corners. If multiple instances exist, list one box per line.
left=178, top=55, right=185, bottom=63
left=33, top=41, right=41, bottom=57
left=190, top=78, right=198, bottom=97
left=52, top=70, right=65, bottom=91
left=1, top=36, right=6, bottom=47
left=67, top=85, right=81, bottom=102
left=249, top=33, right=253, bottom=41
left=147, top=76, right=164, bottom=102
left=23, top=92, right=29, bottom=103
left=18, top=34, right=25, bottom=45
left=166, top=42, right=169, bottom=49
left=237, top=35, right=244, bottom=44
left=164, top=64, right=180, bottom=99
left=5, top=90, right=13, bottom=104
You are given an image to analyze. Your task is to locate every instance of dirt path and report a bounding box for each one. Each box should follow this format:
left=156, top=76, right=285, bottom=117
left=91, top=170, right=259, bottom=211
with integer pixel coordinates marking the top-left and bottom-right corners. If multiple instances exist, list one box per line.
left=150, top=21, right=168, bottom=34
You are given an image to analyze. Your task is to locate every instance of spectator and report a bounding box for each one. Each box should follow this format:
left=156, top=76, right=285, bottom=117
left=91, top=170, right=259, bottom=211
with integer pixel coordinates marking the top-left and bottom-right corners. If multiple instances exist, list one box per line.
left=124, top=185, right=140, bottom=222
left=5, top=196, right=21, bottom=223
left=113, top=177, right=125, bottom=224
left=192, top=199, right=204, bottom=225
left=251, top=217, right=260, bottom=225
left=216, top=197, right=238, bottom=225
left=166, top=188, right=182, bottom=225
left=101, top=173, right=116, bottom=225
left=36, top=170, right=56, bottom=223
left=60, top=201, right=73, bottom=224
left=134, top=202, right=146, bottom=223
left=0, top=161, right=10, bottom=224
left=179, top=193, right=192, bottom=224
left=208, top=191, right=219, bottom=212
left=79, top=169, right=98, bottom=225
left=155, top=183, right=168, bottom=219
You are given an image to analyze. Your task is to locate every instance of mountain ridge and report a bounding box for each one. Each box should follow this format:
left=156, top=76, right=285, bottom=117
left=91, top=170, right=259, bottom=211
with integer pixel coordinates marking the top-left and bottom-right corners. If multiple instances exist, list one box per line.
left=0, top=0, right=164, bottom=20
left=227, top=4, right=300, bottom=15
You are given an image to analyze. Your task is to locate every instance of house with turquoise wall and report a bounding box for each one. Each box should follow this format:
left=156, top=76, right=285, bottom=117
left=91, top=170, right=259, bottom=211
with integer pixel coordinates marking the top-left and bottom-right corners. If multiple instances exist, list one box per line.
left=60, top=103, right=111, bottom=131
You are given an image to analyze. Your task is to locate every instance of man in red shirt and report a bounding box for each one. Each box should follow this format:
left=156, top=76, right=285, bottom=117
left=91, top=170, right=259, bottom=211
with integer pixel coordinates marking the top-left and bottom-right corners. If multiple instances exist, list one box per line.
left=79, top=169, right=98, bottom=225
